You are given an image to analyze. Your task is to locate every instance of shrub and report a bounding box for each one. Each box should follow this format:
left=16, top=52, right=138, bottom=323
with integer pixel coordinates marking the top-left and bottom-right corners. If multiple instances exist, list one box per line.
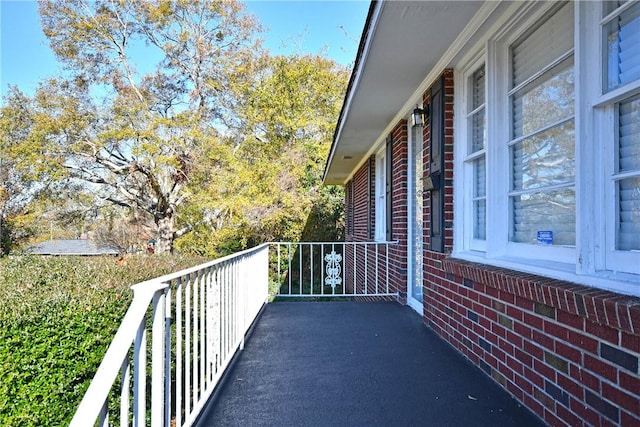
left=0, top=254, right=207, bottom=426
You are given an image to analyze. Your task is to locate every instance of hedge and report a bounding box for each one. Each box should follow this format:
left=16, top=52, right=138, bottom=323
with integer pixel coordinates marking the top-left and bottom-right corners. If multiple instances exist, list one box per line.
left=0, top=254, right=207, bottom=426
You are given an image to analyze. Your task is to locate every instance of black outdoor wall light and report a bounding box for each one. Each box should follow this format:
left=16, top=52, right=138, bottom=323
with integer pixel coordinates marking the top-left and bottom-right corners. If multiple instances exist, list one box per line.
left=411, top=104, right=429, bottom=127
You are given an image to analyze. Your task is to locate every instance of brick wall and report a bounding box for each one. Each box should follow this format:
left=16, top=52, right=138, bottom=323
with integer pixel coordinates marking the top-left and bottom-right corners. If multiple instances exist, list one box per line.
left=417, top=70, right=640, bottom=426
left=345, top=67, right=640, bottom=426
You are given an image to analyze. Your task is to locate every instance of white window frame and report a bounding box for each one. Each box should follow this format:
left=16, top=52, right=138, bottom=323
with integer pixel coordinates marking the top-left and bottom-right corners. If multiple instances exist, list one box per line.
left=595, top=1, right=640, bottom=275
left=452, top=1, right=640, bottom=295
left=374, top=146, right=387, bottom=241
left=456, top=55, right=487, bottom=253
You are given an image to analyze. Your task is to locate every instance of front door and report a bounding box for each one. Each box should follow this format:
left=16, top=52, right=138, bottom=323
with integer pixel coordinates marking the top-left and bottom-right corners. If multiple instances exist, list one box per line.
left=408, top=122, right=424, bottom=313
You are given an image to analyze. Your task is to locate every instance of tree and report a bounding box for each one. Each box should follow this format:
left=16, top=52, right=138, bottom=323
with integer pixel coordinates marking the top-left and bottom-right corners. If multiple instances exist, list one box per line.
left=177, top=54, right=349, bottom=255
left=24, top=0, right=262, bottom=253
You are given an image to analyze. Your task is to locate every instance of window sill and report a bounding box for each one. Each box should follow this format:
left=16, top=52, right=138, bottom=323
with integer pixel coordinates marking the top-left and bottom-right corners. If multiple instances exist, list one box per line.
left=443, top=253, right=640, bottom=335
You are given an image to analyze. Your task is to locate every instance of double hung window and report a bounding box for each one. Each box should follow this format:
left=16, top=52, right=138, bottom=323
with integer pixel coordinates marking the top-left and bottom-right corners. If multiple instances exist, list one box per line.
left=463, top=64, right=487, bottom=251
left=456, top=1, right=640, bottom=292
left=508, top=2, right=575, bottom=251
left=601, top=1, right=640, bottom=272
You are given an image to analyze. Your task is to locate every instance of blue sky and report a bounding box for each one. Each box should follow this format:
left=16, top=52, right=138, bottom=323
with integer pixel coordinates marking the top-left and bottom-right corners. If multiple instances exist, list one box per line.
left=0, top=0, right=369, bottom=100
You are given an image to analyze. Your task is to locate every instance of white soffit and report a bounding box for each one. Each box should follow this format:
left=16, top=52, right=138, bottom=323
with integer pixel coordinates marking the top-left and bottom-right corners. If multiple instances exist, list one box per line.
left=325, top=1, right=484, bottom=185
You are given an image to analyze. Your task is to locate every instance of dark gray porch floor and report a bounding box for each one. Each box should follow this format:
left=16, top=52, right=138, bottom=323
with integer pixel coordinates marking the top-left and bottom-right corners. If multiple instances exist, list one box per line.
left=196, top=302, right=545, bottom=427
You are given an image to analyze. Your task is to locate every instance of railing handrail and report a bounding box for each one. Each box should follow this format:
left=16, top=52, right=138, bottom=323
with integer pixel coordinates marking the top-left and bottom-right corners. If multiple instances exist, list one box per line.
left=70, top=243, right=271, bottom=427
left=128, top=243, right=271, bottom=289
left=70, top=282, right=168, bottom=427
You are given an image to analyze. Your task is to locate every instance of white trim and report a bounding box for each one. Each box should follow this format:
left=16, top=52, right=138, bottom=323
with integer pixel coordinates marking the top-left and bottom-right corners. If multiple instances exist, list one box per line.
left=406, top=119, right=424, bottom=316
left=374, top=145, right=387, bottom=242
left=325, top=1, right=383, bottom=184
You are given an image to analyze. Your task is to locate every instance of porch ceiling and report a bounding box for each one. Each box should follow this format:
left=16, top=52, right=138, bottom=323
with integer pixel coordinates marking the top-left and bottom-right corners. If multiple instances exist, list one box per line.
left=324, top=1, right=483, bottom=185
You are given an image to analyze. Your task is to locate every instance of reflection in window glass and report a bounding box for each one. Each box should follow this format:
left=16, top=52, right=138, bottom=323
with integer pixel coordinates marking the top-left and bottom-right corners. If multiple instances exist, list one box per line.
left=512, top=189, right=576, bottom=246
left=618, top=177, right=640, bottom=250
left=512, top=121, right=575, bottom=191
left=604, top=1, right=640, bottom=91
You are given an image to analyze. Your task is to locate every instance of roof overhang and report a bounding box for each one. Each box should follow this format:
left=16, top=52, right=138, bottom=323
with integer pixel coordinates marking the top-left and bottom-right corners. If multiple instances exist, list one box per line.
left=324, top=0, right=487, bottom=185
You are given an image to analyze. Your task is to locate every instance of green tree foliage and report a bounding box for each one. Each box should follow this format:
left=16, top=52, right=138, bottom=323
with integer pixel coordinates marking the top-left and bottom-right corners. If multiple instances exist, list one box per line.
left=176, top=54, right=348, bottom=255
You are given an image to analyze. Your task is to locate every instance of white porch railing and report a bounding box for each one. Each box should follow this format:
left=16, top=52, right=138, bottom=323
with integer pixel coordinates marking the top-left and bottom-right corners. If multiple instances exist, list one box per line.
left=70, top=244, right=269, bottom=427
left=70, top=241, right=397, bottom=426
left=272, top=241, right=398, bottom=298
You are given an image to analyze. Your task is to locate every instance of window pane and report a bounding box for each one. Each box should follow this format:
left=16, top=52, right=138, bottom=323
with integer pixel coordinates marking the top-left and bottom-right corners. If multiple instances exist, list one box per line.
left=618, top=177, right=640, bottom=250
left=512, top=121, right=575, bottom=191
left=472, top=66, right=485, bottom=109
left=471, top=108, right=486, bottom=153
left=474, top=199, right=486, bottom=240
left=619, top=94, right=640, bottom=172
left=473, top=156, right=486, bottom=241
left=474, top=157, right=486, bottom=198
left=513, top=65, right=575, bottom=138
left=512, top=2, right=573, bottom=87
left=512, top=188, right=576, bottom=246
left=605, top=1, right=640, bottom=91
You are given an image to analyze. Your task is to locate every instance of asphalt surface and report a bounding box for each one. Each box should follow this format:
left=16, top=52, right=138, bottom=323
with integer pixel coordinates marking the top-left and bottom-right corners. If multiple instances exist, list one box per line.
left=196, top=301, right=546, bottom=427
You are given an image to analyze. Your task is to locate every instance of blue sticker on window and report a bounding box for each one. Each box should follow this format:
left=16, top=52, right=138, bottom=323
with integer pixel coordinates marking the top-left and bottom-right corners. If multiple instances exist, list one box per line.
left=537, top=231, right=553, bottom=245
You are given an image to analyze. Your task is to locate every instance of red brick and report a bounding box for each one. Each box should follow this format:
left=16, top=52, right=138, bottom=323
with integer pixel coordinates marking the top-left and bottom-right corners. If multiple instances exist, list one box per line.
left=514, top=321, right=533, bottom=339
left=585, top=320, right=619, bottom=345
left=555, top=341, right=583, bottom=365
left=533, top=358, right=557, bottom=382
left=506, top=354, right=524, bottom=375
left=619, top=371, right=640, bottom=397
left=584, top=354, right=618, bottom=383
left=571, top=396, right=600, bottom=426
left=522, top=366, right=545, bottom=389
left=524, top=340, right=544, bottom=361
left=532, top=329, right=555, bottom=351
left=543, top=408, right=564, bottom=426
left=621, top=332, right=640, bottom=353
left=602, top=382, right=640, bottom=416
left=515, top=348, right=534, bottom=368
left=523, top=312, right=544, bottom=330
left=556, top=373, right=583, bottom=400
left=544, top=320, right=570, bottom=341
left=557, top=309, right=585, bottom=330
left=523, top=394, right=545, bottom=419
left=621, top=410, right=640, bottom=427
left=556, top=403, right=583, bottom=427
left=566, top=329, right=599, bottom=355
left=513, top=371, right=533, bottom=394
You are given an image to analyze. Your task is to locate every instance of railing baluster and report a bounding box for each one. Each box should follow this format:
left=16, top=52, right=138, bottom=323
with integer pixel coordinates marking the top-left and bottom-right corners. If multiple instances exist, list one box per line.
left=164, top=287, right=172, bottom=427
left=199, top=269, right=205, bottom=397
left=185, top=274, right=191, bottom=418
left=98, top=400, right=108, bottom=427
left=365, top=244, right=369, bottom=295
left=151, top=290, right=165, bottom=427
left=193, top=271, right=199, bottom=406
left=288, top=243, right=292, bottom=295
left=310, top=244, right=314, bottom=295
left=386, top=243, right=390, bottom=294
left=353, top=243, right=357, bottom=295
left=120, top=357, right=130, bottom=427
left=277, top=243, right=281, bottom=295
left=133, top=317, right=146, bottom=427
left=375, top=244, right=379, bottom=295
left=299, top=243, right=303, bottom=295
left=321, top=244, right=325, bottom=296
left=176, top=277, right=183, bottom=427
